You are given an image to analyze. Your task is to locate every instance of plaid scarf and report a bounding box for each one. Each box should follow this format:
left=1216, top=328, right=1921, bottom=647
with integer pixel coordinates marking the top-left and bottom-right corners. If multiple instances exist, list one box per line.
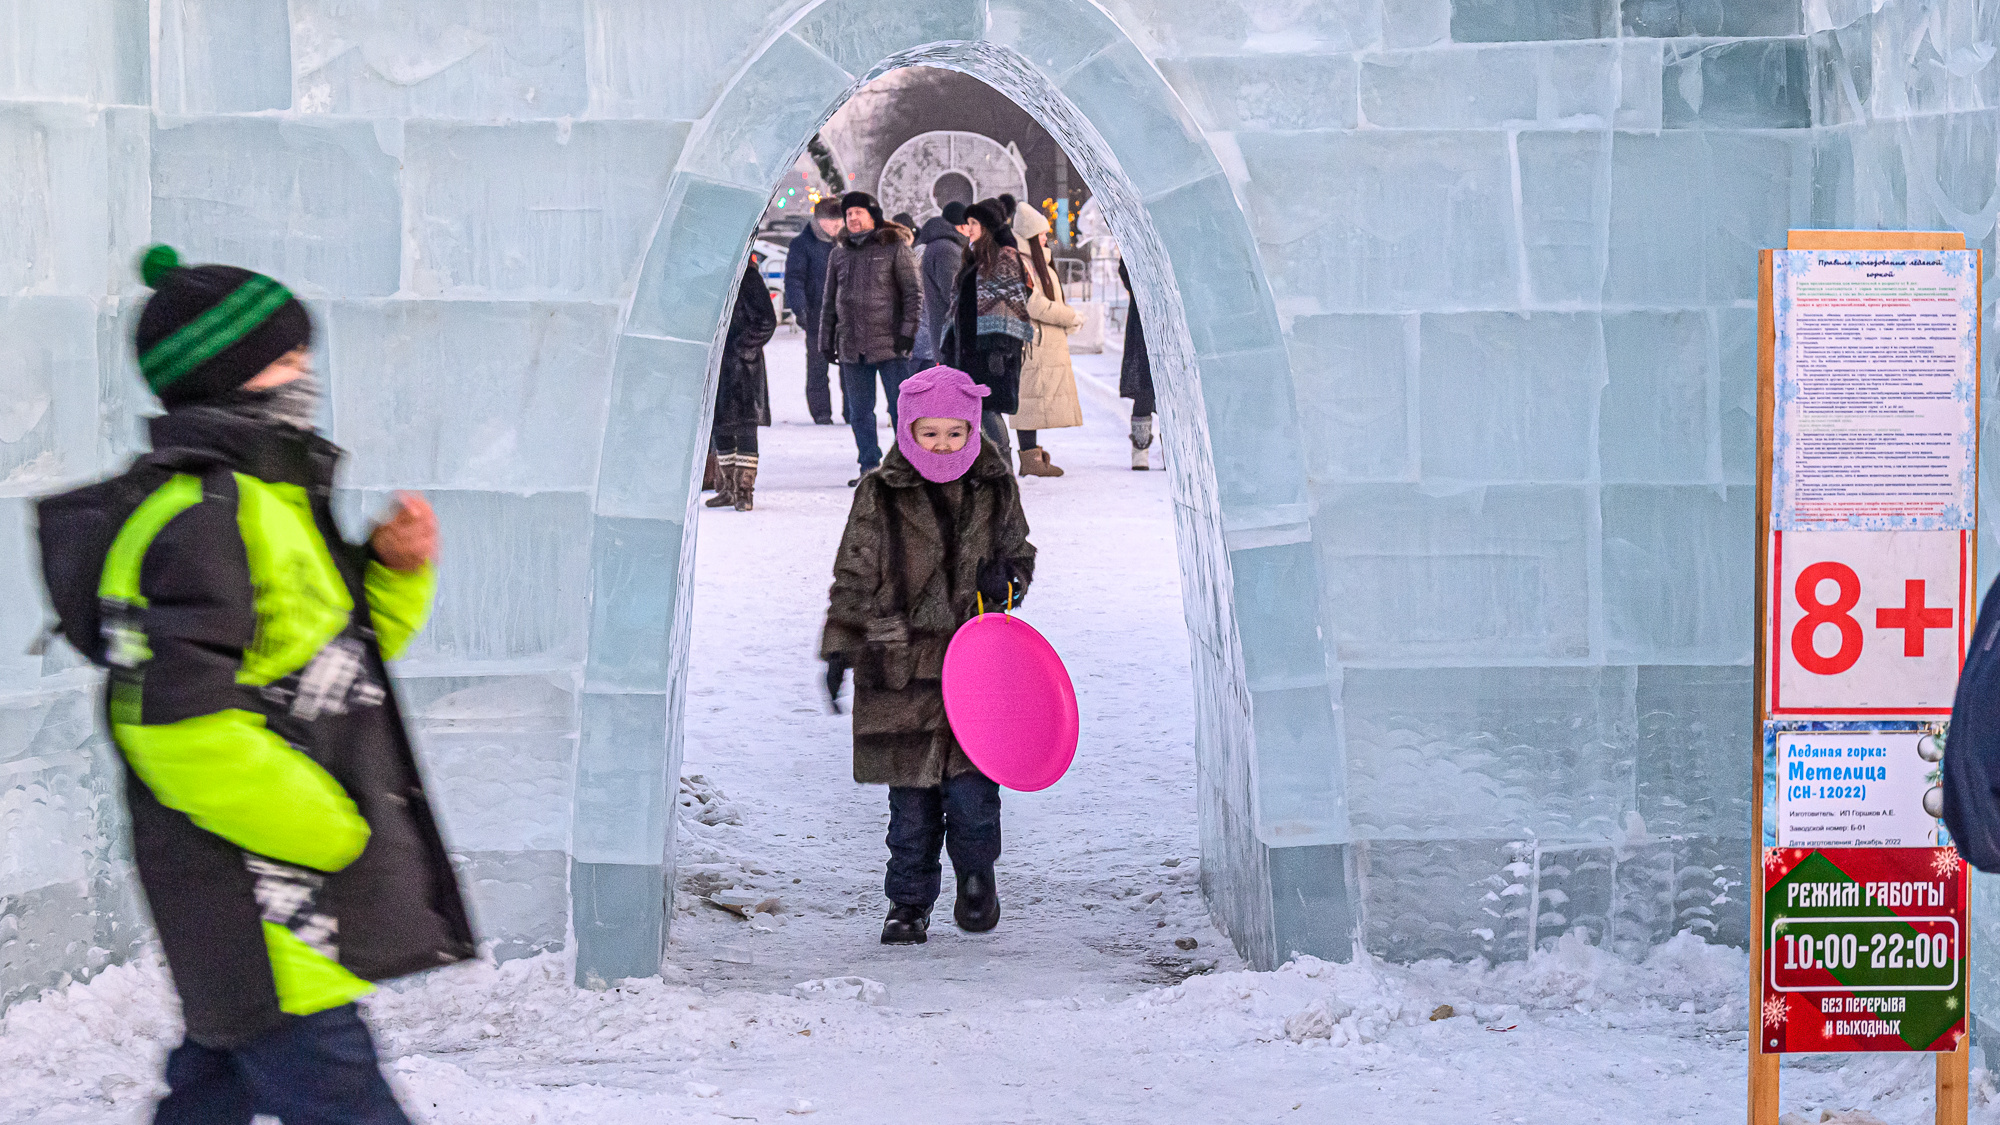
left=975, top=248, right=1034, bottom=343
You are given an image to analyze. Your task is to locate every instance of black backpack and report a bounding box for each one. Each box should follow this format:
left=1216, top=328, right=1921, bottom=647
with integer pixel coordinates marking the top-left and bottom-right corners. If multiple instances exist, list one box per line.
left=32, top=448, right=228, bottom=667
left=1944, top=575, right=2000, bottom=869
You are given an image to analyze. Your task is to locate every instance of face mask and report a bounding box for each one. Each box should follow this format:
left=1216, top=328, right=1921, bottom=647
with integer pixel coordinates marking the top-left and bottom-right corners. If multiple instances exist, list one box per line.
left=218, top=372, right=322, bottom=432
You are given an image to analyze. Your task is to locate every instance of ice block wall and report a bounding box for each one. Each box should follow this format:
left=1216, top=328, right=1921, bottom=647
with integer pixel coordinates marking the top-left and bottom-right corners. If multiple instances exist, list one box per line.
left=6, top=0, right=2000, bottom=1013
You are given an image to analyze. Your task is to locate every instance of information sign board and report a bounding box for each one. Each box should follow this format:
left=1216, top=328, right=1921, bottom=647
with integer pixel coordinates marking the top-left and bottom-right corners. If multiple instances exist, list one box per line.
left=1750, top=232, right=1979, bottom=1122
left=1761, top=846, right=1966, bottom=1054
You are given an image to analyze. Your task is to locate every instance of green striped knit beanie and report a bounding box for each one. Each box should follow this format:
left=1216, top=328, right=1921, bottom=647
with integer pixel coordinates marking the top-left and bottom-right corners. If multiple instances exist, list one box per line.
left=133, top=245, right=313, bottom=408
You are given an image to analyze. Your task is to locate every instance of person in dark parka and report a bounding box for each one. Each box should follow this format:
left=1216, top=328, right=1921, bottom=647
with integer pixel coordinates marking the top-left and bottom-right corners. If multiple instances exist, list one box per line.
left=783, top=197, right=845, bottom=424
left=1118, top=259, right=1158, bottom=470
left=709, top=253, right=779, bottom=512
left=912, top=201, right=969, bottom=367
left=822, top=367, right=1035, bottom=945
left=822, top=191, right=922, bottom=478
left=35, top=245, right=473, bottom=1124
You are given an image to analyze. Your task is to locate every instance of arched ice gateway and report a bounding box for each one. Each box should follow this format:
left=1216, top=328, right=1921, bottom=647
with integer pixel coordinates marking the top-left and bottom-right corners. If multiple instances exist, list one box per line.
left=4, top=0, right=1993, bottom=1021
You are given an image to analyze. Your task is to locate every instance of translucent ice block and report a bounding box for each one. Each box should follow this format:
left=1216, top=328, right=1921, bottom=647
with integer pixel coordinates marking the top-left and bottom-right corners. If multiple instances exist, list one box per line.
left=595, top=335, right=712, bottom=521
left=151, top=118, right=402, bottom=297
left=1600, top=309, right=1714, bottom=484
left=0, top=104, right=110, bottom=297
left=1623, top=0, right=1800, bottom=37
left=156, top=0, right=290, bottom=114
left=1662, top=39, right=1810, bottom=130
left=404, top=121, right=688, bottom=300
left=984, top=0, right=1121, bottom=80
left=399, top=673, right=578, bottom=853
left=789, top=0, right=983, bottom=76
left=0, top=0, right=146, bottom=104
left=1632, top=665, right=1752, bottom=841
left=1606, top=131, right=1707, bottom=306
left=1285, top=312, right=1414, bottom=482
left=0, top=502, right=49, bottom=686
left=1149, top=175, right=1283, bottom=358
left=570, top=690, right=670, bottom=866
left=680, top=33, right=851, bottom=191
left=1701, top=132, right=1803, bottom=303
left=1311, top=483, right=1592, bottom=662
left=1418, top=311, right=1605, bottom=484
left=1158, top=54, right=1359, bottom=133
left=341, top=488, right=595, bottom=667
left=1060, top=43, right=1220, bottom=202
left=1238, top=130, right=1518, bottom=314
left=1514, top=130, right=1610, bottom=304
left=290, top=0, right=587, bottom=119
left=1342, top=665, right=1637, bottom=843
left=328, top=300, right=619, bottom=490
left=625, top=176, right=769, bottom=342
left=1600, top=485, right=1754, bottom=665
left=1199, top=345, right=1307, bottom=518
left=1450, top=0, right=1615, bottom=42
left=1252, top=682, right=1344, bottom=845
left=584, top=0, right=796, bottom=120
left=1099, top=0, right=1385, bottom=54
left=0, top=683, right=105, bottom=896
left=585, top=515, right=682, bottom=693
left=0, top=297, right=101, bottom=495
left=1360, top=47, right=1540, bottom=129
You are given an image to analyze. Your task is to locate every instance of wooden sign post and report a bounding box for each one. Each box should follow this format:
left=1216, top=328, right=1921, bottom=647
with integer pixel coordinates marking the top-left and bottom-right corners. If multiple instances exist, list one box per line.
left=1752, top=230, right=1981, bottom=1124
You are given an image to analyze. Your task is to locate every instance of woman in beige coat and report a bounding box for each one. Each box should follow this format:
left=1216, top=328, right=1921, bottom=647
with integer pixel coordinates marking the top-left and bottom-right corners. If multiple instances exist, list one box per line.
left=1009, top=201, right=1084, bottom=477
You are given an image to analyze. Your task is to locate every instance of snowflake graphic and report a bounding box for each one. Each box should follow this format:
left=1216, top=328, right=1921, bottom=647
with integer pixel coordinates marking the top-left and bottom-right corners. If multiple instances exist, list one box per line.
left=1947, top=995, right=1961, bottom=1011
left=1934, top=846, right=1962, bottom=879
left=1763, top=995, right=1789, bottom=1030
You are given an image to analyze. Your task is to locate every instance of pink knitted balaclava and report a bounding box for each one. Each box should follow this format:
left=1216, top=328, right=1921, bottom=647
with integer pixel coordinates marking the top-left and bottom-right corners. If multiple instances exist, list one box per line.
left=895, top=365, right=990, bottom=482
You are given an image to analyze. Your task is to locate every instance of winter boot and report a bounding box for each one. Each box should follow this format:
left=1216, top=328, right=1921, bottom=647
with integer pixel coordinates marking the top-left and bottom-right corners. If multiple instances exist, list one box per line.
left=1130, top=414, right=1154, bottom=471
left=732, top=457, right=757, bottom=512
left=1018, top=448, right=1064, bottom=478
left=954, top=869, right=1000, bottom=933
left=704, top=454, right=736, bottom=507
left=702, top=448, right=722, bottom=492
left=881, top=903, right=931, bottom=945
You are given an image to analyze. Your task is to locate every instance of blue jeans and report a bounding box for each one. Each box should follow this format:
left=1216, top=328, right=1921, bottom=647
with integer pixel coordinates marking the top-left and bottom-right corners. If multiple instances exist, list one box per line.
left=841, top=357, right=913, bottom=471
left=885, top=770, right=1002, bottom=909
left=154, top=1004, right=410, bottom=1125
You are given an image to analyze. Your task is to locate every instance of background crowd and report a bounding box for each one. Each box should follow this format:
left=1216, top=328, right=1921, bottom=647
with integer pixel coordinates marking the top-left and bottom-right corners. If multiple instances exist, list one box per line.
left=704, top=191, right=1158, bottom=510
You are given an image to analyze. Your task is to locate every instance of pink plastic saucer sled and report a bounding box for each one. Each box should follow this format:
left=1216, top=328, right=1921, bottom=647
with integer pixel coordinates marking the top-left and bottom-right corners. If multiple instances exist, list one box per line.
left=941, top=612, right=1079, bottom=792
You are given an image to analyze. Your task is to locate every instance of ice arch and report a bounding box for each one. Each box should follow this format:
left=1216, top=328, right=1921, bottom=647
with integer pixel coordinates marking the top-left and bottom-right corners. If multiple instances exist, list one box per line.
left=571, top=0, right=1339, bottom=984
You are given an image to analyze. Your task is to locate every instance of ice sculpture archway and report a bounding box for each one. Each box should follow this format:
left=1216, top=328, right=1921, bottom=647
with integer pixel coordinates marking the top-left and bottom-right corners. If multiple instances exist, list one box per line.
left=571, top=0, right=1334, bottom=986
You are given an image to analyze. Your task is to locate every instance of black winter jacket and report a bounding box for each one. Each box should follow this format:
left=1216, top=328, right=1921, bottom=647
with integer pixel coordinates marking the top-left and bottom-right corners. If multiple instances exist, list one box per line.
left=46, top=409, right=474, bottom=1047
left=715, top=259, right=777, bottom=434
left=821, top=224, right=920, bottom=364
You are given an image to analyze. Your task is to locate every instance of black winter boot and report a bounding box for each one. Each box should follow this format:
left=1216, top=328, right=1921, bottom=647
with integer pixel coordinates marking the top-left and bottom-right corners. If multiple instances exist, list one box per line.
left=881, top=903, right=931, bottom=945
left=954, top=869, right=1000, bottom=933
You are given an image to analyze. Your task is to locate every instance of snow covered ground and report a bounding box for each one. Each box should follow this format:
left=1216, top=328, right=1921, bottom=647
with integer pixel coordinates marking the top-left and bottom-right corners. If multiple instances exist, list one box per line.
left=0, top=331, right=1978, bottom=1123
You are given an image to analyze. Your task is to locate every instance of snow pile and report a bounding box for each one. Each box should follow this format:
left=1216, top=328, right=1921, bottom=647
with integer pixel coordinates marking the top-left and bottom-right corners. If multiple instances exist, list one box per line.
left=0, top=957, right=177, bottom=1115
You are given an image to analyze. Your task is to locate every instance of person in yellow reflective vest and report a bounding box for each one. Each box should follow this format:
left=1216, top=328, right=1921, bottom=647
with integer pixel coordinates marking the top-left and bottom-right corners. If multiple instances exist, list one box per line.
left=38, top=246, right=474, bottom=1124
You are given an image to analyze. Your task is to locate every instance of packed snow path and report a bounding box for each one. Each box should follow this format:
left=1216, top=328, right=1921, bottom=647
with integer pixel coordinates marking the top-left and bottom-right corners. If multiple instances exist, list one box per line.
left=671, top=328, right=1230, bottom=1008
left=0, top=332, right=1975, bottom=1124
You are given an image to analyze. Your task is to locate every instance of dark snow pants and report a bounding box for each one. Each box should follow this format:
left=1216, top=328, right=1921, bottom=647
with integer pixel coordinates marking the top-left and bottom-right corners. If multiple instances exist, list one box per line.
left=154, top=1004, right=411, bottom=1125
left=840, top=357, right=911, bottom=471
left=885, top=770, right=1002, bottom=909
left=805, top=339, right=836, bottom=423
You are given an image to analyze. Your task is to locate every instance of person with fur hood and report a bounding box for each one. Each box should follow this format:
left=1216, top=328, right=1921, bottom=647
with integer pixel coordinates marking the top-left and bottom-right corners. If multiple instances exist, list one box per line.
left=820, top=191, right=921, bottom=482
left=821, top=366, right=1036, bottom=945
left=1007, top=200, right=1084, bottom=477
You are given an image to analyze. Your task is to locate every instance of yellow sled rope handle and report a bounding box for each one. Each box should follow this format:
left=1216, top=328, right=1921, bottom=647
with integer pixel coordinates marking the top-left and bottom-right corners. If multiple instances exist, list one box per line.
left=974, top=582, right=1016, bottom=618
